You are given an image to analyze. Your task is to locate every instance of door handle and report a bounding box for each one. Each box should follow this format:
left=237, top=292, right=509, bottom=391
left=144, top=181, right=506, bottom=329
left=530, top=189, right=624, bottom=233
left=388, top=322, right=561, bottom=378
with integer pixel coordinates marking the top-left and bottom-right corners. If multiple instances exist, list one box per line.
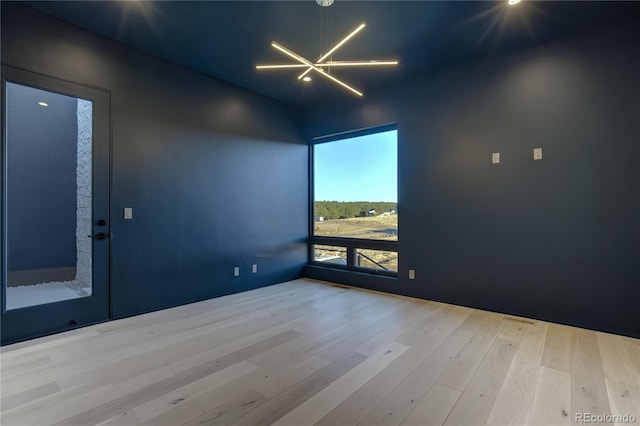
left=88, top=232, right=110, bottom=240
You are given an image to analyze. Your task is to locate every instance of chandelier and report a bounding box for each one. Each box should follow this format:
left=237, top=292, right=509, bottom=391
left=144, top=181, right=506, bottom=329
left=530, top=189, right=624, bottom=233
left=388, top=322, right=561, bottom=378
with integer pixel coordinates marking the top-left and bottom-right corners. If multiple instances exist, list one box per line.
left=255, top=2, right=398, bottom=97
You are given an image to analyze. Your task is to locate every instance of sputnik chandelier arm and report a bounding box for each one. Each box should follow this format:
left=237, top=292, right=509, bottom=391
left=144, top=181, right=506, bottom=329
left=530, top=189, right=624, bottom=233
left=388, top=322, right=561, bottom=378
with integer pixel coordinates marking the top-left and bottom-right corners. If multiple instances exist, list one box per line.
left=256, top=61, right=399, bottom=69
left=297, top=22, right=366, bottom=80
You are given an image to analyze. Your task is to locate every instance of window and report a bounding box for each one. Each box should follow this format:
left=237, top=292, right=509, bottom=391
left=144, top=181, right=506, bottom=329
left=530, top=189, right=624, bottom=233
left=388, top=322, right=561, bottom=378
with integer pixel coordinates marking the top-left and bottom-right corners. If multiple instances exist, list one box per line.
left=356, top=249, right=398, bottom=272
left=313, top=245, right=348, bottom=265
left=311, top=128, right=398, bottom=275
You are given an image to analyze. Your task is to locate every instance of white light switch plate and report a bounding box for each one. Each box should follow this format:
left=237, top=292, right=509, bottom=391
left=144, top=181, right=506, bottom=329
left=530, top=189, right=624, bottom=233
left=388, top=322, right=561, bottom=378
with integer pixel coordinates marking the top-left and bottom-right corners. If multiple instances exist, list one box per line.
left=492, top=153, right=500, bottom=164
left=409, top=269, right=415, bottom=280
left=234, top=267, right=240, bottom=277
left=252, top=264, right=258, bottom=273
left=533, top=148, right=543, bottom=160
left=124, top=208, right=133, bottom=219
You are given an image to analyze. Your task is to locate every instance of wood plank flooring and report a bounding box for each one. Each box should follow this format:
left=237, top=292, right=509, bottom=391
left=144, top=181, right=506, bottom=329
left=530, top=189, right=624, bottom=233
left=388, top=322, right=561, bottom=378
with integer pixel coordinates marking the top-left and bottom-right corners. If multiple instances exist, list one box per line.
left=1, top=278, right=638, bottom=426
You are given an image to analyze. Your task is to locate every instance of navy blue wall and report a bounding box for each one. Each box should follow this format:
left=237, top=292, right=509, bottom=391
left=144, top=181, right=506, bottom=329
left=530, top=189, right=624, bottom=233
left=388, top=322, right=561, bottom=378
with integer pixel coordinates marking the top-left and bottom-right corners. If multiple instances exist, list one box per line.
left=6, top=83, right=78, bottom=272
left=303, top=22, right=640, bottom=338
left=2, top=3, right=308, bottom=318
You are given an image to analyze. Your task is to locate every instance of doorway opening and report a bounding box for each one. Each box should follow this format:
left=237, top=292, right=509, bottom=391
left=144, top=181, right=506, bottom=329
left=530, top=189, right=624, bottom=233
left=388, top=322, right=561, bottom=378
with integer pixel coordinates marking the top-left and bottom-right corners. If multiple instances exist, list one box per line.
left=5, top=83, right=93, bottom=310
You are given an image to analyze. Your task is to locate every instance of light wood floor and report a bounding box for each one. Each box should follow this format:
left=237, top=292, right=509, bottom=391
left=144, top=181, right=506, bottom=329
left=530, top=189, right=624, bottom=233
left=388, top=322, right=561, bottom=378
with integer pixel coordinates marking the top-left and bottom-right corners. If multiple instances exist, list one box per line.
left=1, top=278, right=639, bottom=426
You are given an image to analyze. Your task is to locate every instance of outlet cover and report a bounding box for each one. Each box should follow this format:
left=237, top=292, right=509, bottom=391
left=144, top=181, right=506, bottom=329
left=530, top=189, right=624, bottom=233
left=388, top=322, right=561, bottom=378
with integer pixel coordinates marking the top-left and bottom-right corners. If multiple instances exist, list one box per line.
left=492, top=152, right=500, bottom=164
left=533, top=148, right=543, bottom=160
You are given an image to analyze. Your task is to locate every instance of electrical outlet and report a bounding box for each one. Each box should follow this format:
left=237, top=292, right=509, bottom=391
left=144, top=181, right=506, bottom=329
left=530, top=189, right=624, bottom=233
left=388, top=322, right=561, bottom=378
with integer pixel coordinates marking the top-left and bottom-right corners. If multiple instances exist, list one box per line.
left=233, top=267, right=240, bottom=277
left=409, top=269, right=415, bottom=280
left=533, top=148, right=542, bottom=160
left=252, top=264, right=257, bottom=273
left=492, top=152, right=500, bottom=164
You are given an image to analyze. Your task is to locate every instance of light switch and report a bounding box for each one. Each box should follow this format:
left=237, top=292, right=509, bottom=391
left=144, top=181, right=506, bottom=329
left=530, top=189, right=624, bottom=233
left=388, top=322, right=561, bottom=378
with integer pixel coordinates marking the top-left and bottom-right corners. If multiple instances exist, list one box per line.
left=252, top=264, right=258, bottom=273
left=492, top=153, right=500, bottom=164
left=124, top=208, right=133, bottom=219
left=533, top=148, right=543, bottom=160
left=234, top=267, right=240, bottom=277
left=409, top=269, right=415, bottom=280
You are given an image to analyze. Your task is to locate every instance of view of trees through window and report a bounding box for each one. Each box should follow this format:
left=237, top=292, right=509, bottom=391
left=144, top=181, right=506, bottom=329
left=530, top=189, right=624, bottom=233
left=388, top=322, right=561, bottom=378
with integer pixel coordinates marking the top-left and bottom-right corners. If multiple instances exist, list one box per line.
left=313, top=129, right=398, bottom=272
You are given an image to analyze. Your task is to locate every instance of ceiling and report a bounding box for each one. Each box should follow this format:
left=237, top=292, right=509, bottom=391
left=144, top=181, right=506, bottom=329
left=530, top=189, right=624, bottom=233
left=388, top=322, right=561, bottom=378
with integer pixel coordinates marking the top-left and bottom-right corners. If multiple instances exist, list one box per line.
left=25, top=1, right=640, bottom=108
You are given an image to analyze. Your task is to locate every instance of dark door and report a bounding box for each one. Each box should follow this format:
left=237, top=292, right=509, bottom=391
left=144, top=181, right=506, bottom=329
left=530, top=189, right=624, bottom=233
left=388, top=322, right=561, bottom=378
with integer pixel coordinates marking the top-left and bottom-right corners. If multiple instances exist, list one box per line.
left=1, top=66, right=110, bottom=345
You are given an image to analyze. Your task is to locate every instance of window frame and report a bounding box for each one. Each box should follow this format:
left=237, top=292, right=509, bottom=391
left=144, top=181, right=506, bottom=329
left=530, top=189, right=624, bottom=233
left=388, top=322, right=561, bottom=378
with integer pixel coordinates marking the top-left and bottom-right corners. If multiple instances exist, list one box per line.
left=308, top=124, right=398, bottom=277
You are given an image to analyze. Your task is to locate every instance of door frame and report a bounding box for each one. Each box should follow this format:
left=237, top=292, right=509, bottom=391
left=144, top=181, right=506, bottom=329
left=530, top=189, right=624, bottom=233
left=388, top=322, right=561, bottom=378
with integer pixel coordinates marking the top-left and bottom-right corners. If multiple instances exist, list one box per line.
left=1, top=65, right=112, bottom=345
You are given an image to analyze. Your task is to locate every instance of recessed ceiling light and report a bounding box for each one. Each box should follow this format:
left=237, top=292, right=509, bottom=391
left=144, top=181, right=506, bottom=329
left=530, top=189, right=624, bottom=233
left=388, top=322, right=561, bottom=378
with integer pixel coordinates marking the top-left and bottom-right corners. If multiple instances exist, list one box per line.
left=302, top=76, right=312, bottom=82
left=38, top=102, right=48, bottom=107
left=507, top=0, right=522, bottom=5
